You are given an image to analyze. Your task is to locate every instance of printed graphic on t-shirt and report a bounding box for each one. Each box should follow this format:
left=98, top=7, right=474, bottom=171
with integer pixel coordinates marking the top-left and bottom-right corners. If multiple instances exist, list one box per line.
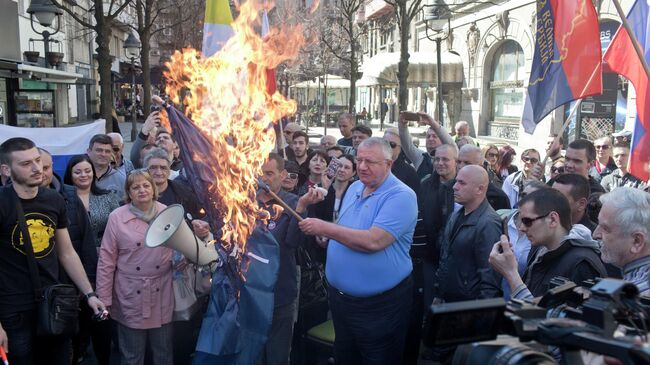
left=11, top=212, right=56, bottom=258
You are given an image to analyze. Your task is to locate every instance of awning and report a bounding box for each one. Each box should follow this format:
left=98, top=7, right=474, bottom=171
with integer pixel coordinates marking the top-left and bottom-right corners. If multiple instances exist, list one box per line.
left=17, top=63, right=82, bottom=84
left=357, top=51, right=463, bottom=87
left=291, top=74, right=351, bottom=89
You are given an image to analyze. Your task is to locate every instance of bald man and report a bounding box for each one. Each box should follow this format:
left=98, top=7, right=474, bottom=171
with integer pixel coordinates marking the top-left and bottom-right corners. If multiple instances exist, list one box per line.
left=434, top=165, right=502, bottom=303
left=455, top=145, right=510, bottom=211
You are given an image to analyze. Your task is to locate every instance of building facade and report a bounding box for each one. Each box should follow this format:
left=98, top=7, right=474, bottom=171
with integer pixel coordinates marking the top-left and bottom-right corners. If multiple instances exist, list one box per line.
left=357, top=0, right=636, bottom=149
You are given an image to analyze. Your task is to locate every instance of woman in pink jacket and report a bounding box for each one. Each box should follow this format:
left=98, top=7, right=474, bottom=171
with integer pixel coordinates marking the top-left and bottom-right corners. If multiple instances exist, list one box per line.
left=97, top=170, right=174, bottom=365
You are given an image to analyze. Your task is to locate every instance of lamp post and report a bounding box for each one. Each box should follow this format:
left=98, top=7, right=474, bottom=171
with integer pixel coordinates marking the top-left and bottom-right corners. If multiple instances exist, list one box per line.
left=124, top=33, right=141, bottom=142
left=423, top=0, right=451, bottom=127
left=26, top=0, right=64, bottom=68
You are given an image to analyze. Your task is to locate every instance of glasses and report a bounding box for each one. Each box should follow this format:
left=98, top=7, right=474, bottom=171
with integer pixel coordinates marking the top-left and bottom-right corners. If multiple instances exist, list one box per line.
left=595, top=145, right=610, bottom=150
left=551, top=166, right=565, bottom=173
left=487, top=152, right=499, bottom=158
left=356, top=158, right=386, bottom=166
left=112, top=147, right=120, bottom=152
left=520, top=212, right=550, bottom=227
left=288, top=173, right=298, bottom=180
left=522, top=156, right=539, bottom=164
left=388, top=141, right=400, bottom=149
left=147, top=165, right=170, bottom=171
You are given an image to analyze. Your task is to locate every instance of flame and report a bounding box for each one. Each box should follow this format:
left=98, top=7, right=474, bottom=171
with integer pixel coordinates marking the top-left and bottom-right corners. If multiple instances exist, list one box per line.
left=163, top=1, right=303, bottom=251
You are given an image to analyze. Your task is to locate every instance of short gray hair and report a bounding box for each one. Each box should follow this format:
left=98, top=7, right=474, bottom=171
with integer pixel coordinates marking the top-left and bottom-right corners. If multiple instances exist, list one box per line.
left=359, top=137, right=392, bottom=160
left=599, top=188, right=650, bottom=238
left=455, top=121, right=469, bottom=130
left=143, top=147, right=171, bottom=168
left=107, top=132, right=124, bottom=145
left=459, top=144, right=482, bottom=164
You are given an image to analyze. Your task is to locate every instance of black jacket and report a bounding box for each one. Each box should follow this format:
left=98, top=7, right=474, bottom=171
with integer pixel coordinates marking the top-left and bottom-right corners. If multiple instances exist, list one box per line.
left=434, top=199, right=503, bottom=302
left=525, top=238, right=607, bottom=297
left=392, top=157, right=420, bottom=195
left=415, top=172, right=454, bottom=263
left=487, top=182, right=511, bottom=211
left=50, top=176, right=98, bottom=283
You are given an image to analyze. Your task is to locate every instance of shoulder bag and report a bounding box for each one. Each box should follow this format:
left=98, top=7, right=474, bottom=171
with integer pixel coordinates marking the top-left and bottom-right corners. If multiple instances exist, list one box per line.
left=13, top=190, right=79, bottom=336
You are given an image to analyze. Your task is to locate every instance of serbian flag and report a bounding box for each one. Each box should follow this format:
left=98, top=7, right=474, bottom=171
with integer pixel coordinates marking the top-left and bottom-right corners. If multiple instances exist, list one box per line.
left=522, top=0, right=602, bottom=134
left=261, top=8, right=277, bottom=95
left=202, top=0, right=234, bottom=57
left=0, top=121, right=105, bottom=177
left=604, top=0, right=650, bottom=182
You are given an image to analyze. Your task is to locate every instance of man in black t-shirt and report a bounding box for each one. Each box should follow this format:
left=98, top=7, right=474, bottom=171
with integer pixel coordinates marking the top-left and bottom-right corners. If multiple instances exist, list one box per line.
left=0, top=137, right=107, bottom=365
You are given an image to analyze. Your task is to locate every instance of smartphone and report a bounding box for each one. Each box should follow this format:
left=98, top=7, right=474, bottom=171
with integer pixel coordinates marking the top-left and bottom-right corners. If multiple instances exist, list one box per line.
left=325, top=158, right=342, bottom=179
left=402, top=111, right=420, bottom=121
left=150, top=104, right=161, bottom=113
left=499, top=217, right=509, bottom=253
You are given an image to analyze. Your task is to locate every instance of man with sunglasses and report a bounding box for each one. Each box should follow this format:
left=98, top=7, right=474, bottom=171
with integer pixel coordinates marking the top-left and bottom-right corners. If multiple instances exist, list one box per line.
left=590, top=136, right=617, bottom=182
left=489, top=189, right=607, bottom=300
left=383, top=129, right=420, bottom=195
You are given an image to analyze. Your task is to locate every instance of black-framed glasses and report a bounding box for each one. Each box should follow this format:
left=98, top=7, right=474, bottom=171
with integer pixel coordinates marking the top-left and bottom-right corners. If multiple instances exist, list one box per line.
left=595, top=144, right=610, bottom=150
left=520, top=212, right=550, bottom=227
left=522, top=156, right=539, bottom=164
left=388, top=141, right=400, bottom=149
left=288, top=173, right=298, bottom=180
left=551, top=166, right=565, bottom=174
left=112, top=147, right=120, bottom=152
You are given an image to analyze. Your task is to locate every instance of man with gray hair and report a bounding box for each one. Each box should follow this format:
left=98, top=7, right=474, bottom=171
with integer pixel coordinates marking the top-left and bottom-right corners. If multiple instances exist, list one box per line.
left=107, top=132, right=134, bottom=175
left=299, top=137, right=418, bottom=365
left=320, top=135, right=337, bottom=151
left=594, top=188, right=650, bottom=296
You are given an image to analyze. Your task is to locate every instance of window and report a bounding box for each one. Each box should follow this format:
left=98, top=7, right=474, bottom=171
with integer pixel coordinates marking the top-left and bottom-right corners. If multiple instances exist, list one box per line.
left=490, top=40, right=525, bottom=120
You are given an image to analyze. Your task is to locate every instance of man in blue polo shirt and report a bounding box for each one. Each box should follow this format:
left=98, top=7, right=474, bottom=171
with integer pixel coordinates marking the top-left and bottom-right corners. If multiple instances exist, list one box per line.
left=299, top=137, right=418, bottom=365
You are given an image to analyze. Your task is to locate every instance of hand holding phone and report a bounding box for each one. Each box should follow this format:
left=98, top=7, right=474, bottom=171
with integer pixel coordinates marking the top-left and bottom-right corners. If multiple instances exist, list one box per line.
left=325, top=158, right=342, bottom=179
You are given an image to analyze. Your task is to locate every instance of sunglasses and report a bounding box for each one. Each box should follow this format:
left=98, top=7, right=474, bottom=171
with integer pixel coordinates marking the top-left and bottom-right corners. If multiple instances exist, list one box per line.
left=595, top=145, right=610, bottom=150
left=288, top=173, right=298, bottom=180
left=522, top=156, right=539, bottom=164
left=487, top=152, right=499, bottom=158
left=551, top=166, right=565, bottom=173
left=520, top=212, right=550, bottom=227
left=388, top=141, right=400, bottom=149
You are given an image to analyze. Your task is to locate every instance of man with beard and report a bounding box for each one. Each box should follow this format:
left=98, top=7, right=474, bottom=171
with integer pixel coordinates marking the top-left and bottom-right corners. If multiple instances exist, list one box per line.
left=0, top=137, right=107, bottom=365
left=289, top=131, right=312, bottom=186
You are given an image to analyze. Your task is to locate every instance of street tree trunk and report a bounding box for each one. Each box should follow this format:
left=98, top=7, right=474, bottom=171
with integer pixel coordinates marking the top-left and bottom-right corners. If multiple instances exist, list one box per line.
left=396, top=1, right=410, bottom=112
left=348, top=17, right=357, bottom=113
left=95, top=9, right=114, bottom=132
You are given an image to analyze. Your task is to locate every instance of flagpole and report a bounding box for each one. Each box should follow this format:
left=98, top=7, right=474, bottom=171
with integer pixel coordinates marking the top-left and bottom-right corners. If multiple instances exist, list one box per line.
left=611, top=0, right=650, bottom=81
left=542, top=63, right=602, bottom=165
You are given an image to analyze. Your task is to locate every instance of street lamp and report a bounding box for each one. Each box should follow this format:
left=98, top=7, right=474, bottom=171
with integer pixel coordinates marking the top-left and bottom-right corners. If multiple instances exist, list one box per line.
left=26, top=0, right=64, bottom=67
left=123, top=33, right=141, bottom=141
left=423, top=0, right=451, bottom=127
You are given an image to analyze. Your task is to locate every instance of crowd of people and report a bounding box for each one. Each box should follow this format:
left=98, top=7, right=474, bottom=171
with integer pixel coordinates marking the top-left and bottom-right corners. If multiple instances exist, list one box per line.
left=0, top=107, right=649, bottom=365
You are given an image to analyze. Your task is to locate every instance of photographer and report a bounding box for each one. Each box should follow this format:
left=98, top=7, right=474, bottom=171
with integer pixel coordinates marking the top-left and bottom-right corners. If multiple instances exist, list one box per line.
left=489, top=189, right=607, bottom=300
left=594, top=187, right=650, bottom=296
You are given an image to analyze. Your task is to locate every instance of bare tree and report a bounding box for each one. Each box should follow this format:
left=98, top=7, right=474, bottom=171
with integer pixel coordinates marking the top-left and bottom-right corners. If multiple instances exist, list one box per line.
left=383, top=0, right=423, bottom=112
left=53, top=0, right=134, bottom=132
left=320, top=0, right=365, bottom=113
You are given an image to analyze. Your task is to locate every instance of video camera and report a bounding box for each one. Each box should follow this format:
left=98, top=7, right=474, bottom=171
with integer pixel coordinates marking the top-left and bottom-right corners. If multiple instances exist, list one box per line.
left=424, top=278, right=650, bottom=365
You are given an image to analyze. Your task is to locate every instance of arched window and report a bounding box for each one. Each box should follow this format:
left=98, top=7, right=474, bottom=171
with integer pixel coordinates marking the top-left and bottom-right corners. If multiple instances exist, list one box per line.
left=490, top=40, right=525, bottom=121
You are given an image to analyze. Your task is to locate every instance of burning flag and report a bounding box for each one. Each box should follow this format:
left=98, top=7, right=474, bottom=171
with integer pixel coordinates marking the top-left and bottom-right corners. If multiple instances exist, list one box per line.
left=161, top=1, right=305, bottom=363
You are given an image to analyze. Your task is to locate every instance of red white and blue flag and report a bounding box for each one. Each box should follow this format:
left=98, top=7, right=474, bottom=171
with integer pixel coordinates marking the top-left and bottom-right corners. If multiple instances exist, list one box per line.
left=604, top=0, right=650, bottom=182
left=522, top=0, right=602, bottom=134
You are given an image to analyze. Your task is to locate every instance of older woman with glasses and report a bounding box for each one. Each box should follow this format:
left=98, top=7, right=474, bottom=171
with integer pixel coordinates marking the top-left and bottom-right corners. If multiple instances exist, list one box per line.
left=281, top=160, right=301, bottom=194
left=96, top=170, right=174, bottom=365
left=502, top=148, right=543, bottom=208
left=550, top=157, right=566, bottom=180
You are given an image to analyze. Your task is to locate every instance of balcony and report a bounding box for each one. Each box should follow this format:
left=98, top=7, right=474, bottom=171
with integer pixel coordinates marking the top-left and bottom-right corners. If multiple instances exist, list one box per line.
left=364, top=0, right=393, bottom=20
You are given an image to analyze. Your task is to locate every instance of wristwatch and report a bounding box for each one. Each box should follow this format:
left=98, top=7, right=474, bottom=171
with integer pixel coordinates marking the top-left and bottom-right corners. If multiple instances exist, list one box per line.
left=84, top=292, right=98, bottom=302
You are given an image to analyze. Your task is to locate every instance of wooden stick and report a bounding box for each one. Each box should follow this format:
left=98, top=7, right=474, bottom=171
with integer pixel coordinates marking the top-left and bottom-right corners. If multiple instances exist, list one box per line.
left=259, top=184, right=303, bottom=221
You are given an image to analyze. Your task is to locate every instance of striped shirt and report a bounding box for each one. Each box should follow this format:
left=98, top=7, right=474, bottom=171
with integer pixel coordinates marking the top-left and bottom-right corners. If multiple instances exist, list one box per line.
left=623, top=256, right=650, bottom=296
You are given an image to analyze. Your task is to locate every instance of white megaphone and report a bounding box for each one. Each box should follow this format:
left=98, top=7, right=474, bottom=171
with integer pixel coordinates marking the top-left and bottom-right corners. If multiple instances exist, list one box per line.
left=145, top=204, right=219, bottom=267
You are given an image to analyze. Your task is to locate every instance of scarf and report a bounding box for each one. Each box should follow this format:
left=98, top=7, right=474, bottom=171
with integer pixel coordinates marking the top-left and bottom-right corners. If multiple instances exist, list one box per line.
left=129, top=202, right=158, bottom=223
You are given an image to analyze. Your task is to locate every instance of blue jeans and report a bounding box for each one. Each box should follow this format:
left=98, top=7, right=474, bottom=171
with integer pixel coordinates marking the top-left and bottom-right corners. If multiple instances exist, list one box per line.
left=0, top=310, right=71, bottom=365
left=329, top=275, right=413, bottom=365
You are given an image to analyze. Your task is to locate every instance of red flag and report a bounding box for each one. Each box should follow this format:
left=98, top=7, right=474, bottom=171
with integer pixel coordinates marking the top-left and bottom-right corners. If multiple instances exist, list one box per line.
left=262, top=9, right=277, bottom=95
left=603, top=0, right=650, bottom=181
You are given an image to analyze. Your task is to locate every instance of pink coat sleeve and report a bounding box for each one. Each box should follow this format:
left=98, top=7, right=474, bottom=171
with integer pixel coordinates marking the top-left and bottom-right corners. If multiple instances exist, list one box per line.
left=96, top=212, right=119, bottom=307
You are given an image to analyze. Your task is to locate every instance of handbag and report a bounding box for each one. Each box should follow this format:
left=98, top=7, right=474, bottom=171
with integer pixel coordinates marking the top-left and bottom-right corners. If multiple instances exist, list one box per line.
left=172, top=264, right=202, bottom=321
left=13, top=190, right=79, bottom=336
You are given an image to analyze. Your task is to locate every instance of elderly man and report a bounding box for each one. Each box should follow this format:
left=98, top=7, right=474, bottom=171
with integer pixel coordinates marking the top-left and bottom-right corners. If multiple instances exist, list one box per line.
left=456, top=145, right=510, bottom=210
left=337, top=113, right=355, bottom=147
left=299, top=137, right=417, bottom=365
left=320, top=135, right=337, bottom=151
left=594, top=188, right=650, bottom=295
left=398, top=111, right=454, bottom=179
left=434, top=165, right=502, bottom=303
left=107, top=132, right=134, bottom=175
left=489, top=189, right=607, bottom=300
left=87, top=134, right=126, bottom=195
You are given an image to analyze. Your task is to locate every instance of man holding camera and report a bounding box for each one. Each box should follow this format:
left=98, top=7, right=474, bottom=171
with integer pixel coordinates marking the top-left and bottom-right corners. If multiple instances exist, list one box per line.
left=594, top=188, right=650, bottom=296
left=489, top=189, right=607, bottom=300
